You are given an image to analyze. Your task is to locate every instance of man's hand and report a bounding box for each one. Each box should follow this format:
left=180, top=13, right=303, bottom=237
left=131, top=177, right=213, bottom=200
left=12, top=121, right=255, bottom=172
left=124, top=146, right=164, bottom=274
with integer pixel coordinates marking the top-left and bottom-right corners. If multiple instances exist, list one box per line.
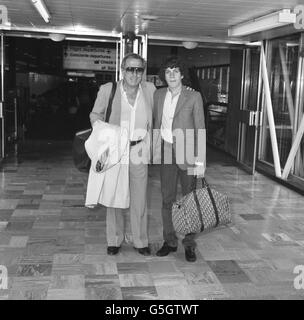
left=96, top=148, right=109, bottom=172
left=92, top=119, right=103, bottom=128
left=185, top=86, right=195, bottom=91
left=194, top=162, right=205, bottom=178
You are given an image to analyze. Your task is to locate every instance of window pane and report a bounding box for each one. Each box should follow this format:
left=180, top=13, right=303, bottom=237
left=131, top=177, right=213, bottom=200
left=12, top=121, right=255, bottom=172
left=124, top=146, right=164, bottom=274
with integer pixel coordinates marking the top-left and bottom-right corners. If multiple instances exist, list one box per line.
left=294, top=97, right=304, bottom=179
left=260, top=35, right=300, bottom=168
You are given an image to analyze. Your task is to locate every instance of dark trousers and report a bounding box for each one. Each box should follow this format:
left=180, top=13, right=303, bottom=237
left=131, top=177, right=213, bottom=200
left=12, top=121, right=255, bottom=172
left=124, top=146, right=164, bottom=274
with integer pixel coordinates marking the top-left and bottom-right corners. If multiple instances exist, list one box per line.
left=160, top=140, right=196, bottom=248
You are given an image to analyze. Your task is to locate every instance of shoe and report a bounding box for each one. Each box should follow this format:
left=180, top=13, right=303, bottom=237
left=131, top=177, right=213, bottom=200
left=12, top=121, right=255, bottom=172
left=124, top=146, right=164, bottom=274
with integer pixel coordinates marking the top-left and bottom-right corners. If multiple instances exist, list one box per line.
left=185, top=247, right=196, bottom=262
left=107, top=246, right=120, bottom=255
left=134, top=246, right=151, bottom=256
left=156, top=242, right=178, bottom=257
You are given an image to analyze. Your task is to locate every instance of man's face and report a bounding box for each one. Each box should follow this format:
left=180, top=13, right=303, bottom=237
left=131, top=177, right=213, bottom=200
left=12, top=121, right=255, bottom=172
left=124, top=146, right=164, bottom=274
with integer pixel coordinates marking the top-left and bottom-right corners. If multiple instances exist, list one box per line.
left=165, top=67, right=183, bottom=90
left=122, top=57, right=144, bottom=88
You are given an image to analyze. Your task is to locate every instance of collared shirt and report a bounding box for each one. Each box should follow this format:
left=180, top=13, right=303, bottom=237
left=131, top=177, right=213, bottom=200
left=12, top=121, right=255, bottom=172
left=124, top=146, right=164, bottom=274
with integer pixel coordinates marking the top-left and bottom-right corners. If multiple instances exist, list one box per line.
left=120, top=83, right=145, bottom=141
left=161, top=88, right=181, bottom=143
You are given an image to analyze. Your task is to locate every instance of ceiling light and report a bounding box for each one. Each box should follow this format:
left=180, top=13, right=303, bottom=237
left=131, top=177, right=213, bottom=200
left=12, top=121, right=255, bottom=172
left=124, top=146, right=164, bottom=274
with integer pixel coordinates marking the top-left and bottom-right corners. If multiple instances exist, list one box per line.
left=286, top=42, right=299, bottom=47
left=140, top=15, right=159, bottom=21
left=246, top=41, right=262, bottom=46
left=49, top=33, right=65, bottom=42
left=182, top=41, right=198, bottom=49
left=31, top=0, right=51, bottom=23
left=228, top=9, right=296, bottom=37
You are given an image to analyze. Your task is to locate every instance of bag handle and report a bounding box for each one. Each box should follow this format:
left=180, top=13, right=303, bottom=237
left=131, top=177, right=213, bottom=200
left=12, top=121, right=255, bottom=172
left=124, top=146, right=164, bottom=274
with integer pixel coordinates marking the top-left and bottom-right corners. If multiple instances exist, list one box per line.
left=192, top=176, right=220, bottom=231
left=105, top=82, right=117, bottom=123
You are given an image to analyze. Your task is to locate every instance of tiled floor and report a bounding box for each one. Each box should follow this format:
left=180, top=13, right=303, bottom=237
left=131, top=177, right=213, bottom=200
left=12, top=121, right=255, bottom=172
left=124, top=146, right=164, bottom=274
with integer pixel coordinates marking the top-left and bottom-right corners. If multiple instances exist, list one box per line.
left=0, top=140, right=304, bottom=300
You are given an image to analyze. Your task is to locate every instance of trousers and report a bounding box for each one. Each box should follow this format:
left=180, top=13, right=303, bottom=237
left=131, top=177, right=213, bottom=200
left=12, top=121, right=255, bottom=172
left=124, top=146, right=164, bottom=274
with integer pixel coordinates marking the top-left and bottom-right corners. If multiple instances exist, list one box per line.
left=160, top=140, right=196, bottom=248
left=106, top=142, right=148, bottom=248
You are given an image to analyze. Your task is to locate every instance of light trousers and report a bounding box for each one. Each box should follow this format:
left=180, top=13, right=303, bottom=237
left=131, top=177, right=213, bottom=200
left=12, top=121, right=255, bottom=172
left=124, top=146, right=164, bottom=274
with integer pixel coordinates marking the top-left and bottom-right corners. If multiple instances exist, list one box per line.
left=106, top=143, right=148, bottom=248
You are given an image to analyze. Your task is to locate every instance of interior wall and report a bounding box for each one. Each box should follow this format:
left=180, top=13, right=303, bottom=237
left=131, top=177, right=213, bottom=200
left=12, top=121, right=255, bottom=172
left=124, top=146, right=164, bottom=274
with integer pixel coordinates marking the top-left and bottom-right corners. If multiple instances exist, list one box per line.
left=147, top=45, right=230, bottom=72
left=147, top=45, right=230, bottom=89
left=178, top=47, right=230, bottom=67
left=15, top=73, right=29, bottom=89
left=225, top=48, right=244, bottom=157
left=28, top=73, right=64, bottom=97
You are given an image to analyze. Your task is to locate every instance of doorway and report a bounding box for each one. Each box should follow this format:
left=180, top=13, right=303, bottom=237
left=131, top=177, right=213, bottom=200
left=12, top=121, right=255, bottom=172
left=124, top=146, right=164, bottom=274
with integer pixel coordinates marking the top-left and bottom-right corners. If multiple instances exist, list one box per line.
left=237, top=46, right=261, bottom=174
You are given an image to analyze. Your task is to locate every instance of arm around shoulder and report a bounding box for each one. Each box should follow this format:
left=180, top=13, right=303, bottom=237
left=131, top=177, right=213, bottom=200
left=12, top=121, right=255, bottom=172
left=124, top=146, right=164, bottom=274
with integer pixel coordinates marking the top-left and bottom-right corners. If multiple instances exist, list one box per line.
left=145, top=81, right=157, bottom=94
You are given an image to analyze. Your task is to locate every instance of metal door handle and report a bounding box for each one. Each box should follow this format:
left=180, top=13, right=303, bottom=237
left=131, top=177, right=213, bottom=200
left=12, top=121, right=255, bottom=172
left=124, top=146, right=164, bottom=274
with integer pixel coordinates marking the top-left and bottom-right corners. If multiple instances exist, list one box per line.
left=249, top=111, right=253, bottom=126
left=249, top=111, right=262, bottom=127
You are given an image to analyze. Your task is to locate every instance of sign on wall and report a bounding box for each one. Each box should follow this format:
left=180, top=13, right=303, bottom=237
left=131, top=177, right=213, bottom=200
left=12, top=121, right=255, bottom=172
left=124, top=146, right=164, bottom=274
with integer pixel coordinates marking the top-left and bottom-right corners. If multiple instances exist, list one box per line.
left=63, top=46, right=116, bottom=71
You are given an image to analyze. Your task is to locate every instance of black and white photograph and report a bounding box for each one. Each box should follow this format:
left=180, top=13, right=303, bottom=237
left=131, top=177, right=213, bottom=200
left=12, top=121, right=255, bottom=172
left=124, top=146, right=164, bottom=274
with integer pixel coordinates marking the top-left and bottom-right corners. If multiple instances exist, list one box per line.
left=0, top=0, right=304, bottom=306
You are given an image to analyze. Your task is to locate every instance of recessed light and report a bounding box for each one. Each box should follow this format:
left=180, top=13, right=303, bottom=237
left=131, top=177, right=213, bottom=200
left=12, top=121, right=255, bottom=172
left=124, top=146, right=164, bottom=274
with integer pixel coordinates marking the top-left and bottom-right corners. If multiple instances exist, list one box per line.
left=140, top=15, right=159, bottom=21
left=182, top=41, right=198, bottom=49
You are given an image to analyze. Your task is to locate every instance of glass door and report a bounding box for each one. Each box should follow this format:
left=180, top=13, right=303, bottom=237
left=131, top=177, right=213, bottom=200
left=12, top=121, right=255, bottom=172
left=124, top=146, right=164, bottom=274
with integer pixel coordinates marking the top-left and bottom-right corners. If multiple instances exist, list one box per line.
left=259, top=35, right=301, bottom=173
left=237, top=46, right=261, bottom=174
left=0, top=33, right=16, bottom=158
left=0, top=33, right=4, bottom=159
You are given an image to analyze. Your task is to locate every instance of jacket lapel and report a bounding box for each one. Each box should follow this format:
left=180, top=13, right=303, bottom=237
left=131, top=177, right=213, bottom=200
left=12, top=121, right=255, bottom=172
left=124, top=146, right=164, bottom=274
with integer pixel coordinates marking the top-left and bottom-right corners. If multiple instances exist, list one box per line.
left=157, top=89, right=166, bottom=129
left=173, top=86, right=188, bottom=120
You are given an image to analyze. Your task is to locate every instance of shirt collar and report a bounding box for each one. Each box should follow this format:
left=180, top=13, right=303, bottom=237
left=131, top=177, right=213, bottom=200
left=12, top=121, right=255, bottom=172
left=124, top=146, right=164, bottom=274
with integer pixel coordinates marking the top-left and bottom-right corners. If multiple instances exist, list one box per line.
left=120, top=81, right=142, bottom=95
left=166, top=86, right=182, bottom=96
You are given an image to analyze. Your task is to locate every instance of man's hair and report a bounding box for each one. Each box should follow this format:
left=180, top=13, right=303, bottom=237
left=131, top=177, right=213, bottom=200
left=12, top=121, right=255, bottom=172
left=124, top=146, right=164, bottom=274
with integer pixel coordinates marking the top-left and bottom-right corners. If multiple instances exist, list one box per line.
left=121, top=53, right=146, bottom=70
left=159, top=56, right=186, bottom=83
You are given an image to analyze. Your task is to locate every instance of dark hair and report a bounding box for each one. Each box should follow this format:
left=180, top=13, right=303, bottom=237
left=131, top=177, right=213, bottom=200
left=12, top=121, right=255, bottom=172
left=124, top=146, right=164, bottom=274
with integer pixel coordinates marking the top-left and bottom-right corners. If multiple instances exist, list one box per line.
left=159, top=56, right=186, bottom=83
left=121, top=53, right=146, bottom=70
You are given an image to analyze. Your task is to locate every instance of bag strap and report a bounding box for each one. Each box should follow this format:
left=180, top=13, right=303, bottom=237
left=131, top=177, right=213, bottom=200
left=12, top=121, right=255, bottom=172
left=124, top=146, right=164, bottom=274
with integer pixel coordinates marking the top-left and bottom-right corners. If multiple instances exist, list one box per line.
left=204, top=179, right=220, bottom=227
left=193, top=176, right=220, bottom=230
left=192, top=189, right=205, bottom=232
left=105, top=82, right=117, bottom=123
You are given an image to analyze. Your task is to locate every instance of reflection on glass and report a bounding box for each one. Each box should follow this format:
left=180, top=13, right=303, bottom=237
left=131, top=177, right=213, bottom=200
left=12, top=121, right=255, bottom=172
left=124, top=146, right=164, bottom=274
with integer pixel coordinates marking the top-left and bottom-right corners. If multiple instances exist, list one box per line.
left=294, top=99, right=304, bottom=179
left=260, top=35, right=300, bottom=168
left=193, top=64, right=230, bottom=149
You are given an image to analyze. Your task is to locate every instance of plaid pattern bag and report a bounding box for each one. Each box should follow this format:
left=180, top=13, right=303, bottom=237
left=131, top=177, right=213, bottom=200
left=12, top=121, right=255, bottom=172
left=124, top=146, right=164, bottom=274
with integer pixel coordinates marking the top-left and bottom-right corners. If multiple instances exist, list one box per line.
left=172, top=178, right=231, bottom=235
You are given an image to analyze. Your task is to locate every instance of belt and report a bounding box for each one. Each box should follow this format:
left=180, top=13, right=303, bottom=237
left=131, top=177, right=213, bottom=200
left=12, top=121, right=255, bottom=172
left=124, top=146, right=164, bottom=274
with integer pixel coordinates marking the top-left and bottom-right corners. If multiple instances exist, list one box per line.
left=130, top=139, right=143, bottom=147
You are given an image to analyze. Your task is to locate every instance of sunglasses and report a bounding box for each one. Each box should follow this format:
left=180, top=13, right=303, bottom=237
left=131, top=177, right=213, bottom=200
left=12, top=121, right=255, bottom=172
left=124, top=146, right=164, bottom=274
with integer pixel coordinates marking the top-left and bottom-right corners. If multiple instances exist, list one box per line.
left=125, top=67, right=144, bottom=74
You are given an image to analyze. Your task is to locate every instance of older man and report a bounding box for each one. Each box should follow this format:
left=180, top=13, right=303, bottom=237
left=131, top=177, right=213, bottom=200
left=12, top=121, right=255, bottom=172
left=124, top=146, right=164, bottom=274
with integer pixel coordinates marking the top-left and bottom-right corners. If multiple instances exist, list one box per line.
left=90, top=53, right=156, bottom=256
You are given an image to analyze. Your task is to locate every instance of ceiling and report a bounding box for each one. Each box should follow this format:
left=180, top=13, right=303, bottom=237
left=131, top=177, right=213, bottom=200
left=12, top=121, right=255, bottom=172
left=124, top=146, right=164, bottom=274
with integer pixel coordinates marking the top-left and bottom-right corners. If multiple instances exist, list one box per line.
left=0, top=0, right=303, bottom=46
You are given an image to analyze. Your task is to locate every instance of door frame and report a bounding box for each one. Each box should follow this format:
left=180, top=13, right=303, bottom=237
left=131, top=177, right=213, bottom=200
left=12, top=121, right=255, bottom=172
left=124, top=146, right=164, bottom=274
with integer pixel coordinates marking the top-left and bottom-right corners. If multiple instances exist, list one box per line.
left=0, top=32, right=5, bottom=159
left=237, top=44, right=263, bottom=175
